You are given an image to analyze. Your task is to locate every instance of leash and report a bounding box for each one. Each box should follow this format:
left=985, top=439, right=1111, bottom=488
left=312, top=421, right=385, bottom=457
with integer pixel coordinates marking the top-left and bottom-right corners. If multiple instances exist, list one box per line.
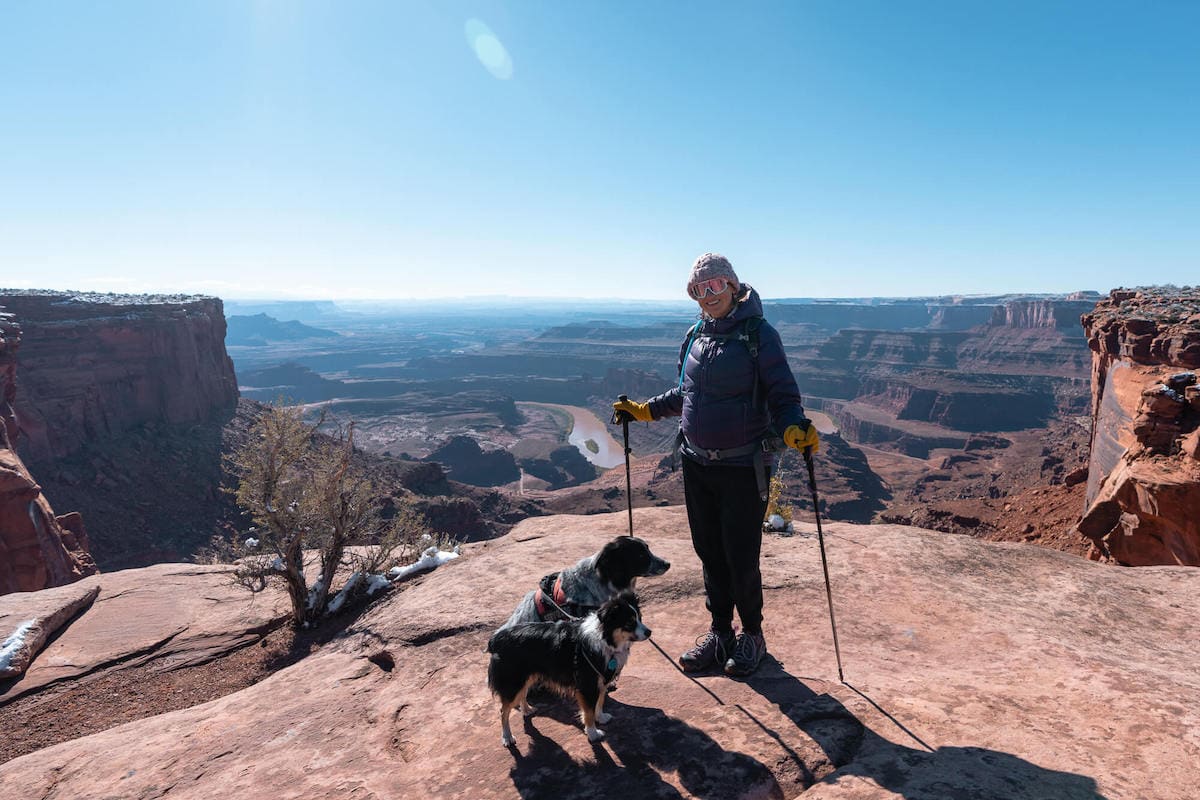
left=539, top=590, right=582, bottom=621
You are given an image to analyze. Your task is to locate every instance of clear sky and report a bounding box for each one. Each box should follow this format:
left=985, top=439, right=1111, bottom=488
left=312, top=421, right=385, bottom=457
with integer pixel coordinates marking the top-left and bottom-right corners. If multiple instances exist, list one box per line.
left=1, top=1, right=1196, bottom=301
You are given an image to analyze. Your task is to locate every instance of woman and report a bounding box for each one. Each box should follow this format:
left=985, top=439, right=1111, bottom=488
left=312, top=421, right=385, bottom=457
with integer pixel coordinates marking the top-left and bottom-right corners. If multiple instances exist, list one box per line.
left=612, top=253, right=818, bottom=677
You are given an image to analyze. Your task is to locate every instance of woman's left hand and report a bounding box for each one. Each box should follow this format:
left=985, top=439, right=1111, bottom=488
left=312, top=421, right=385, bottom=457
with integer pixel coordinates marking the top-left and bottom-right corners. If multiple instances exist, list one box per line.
left=784, top=422, right=820, bottom=453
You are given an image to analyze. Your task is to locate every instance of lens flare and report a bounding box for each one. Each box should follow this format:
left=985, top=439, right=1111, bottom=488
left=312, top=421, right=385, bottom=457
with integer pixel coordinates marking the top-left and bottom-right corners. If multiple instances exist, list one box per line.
left=464, top=19, right=513, bottom=80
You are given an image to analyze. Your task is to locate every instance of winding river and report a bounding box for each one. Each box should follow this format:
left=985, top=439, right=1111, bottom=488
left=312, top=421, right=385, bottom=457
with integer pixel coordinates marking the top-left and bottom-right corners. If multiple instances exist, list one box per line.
left=523, top=403, right=627, bottom=469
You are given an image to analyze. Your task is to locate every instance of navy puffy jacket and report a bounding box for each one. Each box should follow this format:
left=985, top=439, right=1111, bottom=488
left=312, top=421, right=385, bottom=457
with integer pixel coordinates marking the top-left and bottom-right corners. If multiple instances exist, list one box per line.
left=647, top=286, right=807, bottom=467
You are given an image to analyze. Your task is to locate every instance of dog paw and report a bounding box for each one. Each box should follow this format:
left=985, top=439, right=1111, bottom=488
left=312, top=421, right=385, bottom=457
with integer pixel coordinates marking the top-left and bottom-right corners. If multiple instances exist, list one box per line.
left=520, top=702, right=537, bottom=716
left=605, top=681, right=618, bottom=693
left=501, top=733, right=515, bottom=747
left=596, top=711, right=612, bottom=724
left=586, top=727, right=607, bottom=743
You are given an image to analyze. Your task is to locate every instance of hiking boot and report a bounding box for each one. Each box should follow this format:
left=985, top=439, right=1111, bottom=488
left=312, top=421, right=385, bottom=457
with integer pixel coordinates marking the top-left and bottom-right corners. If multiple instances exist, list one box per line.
left=679, top=628, right=736, bottom=672
left=724, top=631, right=767, bottom=677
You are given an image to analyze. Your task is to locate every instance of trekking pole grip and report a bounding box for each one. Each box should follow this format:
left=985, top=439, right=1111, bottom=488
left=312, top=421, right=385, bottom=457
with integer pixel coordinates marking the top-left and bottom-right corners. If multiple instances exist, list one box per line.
left=611, top=394, right=631, bottom=425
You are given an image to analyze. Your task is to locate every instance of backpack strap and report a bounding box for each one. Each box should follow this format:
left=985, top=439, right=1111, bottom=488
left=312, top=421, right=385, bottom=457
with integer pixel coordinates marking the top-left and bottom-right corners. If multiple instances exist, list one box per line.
left=677, top=320, right=704, bottom=391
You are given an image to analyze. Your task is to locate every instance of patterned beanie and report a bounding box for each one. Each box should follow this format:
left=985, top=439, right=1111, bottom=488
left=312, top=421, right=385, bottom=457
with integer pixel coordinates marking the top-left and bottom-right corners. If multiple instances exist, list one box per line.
left=688, top=252, right=740, bottom=293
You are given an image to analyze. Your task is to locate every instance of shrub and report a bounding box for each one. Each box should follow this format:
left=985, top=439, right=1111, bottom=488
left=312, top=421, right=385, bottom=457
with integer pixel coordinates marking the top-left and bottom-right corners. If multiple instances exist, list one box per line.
left=218, top=404, right=425, bottom=627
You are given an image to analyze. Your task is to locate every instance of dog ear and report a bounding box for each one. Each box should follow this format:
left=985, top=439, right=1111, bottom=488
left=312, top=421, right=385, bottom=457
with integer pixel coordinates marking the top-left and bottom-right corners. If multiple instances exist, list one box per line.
left=595, top=538, right=630, bottom=588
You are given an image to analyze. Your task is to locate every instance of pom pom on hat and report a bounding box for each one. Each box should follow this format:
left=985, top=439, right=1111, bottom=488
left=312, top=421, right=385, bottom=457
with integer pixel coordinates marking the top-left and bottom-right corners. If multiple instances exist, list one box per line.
left=688, top=253, right=739, bottom=292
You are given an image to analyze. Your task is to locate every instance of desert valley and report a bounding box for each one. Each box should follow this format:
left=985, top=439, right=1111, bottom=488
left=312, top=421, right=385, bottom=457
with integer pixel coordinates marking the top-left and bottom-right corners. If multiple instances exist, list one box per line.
left=1, top=286, right=1198, bottom=799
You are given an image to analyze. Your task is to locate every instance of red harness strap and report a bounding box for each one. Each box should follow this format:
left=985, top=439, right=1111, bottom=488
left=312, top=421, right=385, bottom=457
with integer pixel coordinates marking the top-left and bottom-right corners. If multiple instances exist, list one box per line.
left=533, top=575, right=568, bottom=619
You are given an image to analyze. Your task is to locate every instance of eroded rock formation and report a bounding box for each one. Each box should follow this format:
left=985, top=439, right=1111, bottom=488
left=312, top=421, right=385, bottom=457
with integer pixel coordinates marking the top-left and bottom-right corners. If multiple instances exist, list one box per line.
left=0, top=307, right=97, bottom=594
left=0, top=291, right=238, bottom=465
left=1076, top=287, right=1200, bottom=565
left=0, top=292, right=242, bottom=571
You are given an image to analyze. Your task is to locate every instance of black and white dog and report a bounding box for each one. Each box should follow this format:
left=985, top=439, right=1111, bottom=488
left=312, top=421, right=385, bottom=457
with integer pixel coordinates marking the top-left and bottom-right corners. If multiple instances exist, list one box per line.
left=499, top=535, right=670, bottom=630
left=487, top=591, right=650, bottom=745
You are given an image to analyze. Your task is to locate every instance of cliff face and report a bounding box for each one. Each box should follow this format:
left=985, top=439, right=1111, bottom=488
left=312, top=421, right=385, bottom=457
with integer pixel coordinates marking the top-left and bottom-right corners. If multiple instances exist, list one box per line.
left=1076, top=287, right=1200, bottom=566
left=0, top=292, right=238, bottom=465
left=0, top=306, right=97, bottom=594
left=0, top=292, right=240, bottom=573
left=988, top=298, right=1098, bottom=329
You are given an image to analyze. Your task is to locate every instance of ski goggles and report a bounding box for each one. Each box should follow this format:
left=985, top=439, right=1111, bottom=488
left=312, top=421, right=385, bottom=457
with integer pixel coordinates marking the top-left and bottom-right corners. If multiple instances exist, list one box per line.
left=687, top=278, right=731, bottom=300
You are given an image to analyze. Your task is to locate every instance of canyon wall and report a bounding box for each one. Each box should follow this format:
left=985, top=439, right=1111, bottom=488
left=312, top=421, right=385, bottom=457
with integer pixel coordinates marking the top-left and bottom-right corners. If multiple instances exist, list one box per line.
left=0, top=306, right=97, bottom=594
left=0, top=292, right=240, bottom=574
left=1075, top=288, right=1200, bottom=565
left=0, top=292, right=239, bottom=466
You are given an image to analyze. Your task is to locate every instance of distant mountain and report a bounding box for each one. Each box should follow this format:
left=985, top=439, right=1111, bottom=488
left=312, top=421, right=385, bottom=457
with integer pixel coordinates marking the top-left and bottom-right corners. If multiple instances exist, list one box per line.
left=226, top=313, right=340, bottom=346
left=222, top=300, right=343, bottom=320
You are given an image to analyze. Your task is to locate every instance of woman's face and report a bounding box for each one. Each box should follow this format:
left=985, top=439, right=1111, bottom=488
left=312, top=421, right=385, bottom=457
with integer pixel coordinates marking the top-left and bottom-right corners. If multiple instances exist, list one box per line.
left=693, top=281, right=736, bottom=318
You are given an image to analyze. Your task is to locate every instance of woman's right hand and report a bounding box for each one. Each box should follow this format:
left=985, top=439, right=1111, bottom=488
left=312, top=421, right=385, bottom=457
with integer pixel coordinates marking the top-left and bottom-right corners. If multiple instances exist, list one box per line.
left=612, top=398, right=653, bottom=423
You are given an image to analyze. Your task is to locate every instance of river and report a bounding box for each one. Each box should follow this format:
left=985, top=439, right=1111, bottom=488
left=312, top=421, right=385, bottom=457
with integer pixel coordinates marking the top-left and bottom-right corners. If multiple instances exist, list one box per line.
left=521, top=402, right=627, bottom=469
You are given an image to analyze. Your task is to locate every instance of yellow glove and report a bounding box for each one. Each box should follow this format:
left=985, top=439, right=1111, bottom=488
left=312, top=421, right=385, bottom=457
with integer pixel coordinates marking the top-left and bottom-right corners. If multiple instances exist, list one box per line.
left=784, top=422, right=820, bottom=453
left=612, top=398, right=653, bottom=423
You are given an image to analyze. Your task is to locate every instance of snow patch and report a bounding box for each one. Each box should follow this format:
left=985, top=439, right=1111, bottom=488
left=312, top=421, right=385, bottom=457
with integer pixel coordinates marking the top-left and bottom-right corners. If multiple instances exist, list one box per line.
left=365, top=574, right=391, bottom=596
left=0, top=620, right=37, bottom=672
left=326, top=572, right=362, bottom=615
left=388, top=546, right=460, bottom=581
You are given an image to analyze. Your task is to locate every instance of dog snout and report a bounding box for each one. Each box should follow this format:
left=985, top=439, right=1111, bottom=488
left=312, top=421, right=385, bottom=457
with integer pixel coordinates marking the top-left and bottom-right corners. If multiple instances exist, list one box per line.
left=648, top=556, right=670, bottom=576
left=636, top=623, right=651, bottom=640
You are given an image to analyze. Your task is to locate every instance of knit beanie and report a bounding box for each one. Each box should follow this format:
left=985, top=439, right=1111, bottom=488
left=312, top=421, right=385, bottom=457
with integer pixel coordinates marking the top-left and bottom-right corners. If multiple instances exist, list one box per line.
left=688, top=253, right=740, bottom=293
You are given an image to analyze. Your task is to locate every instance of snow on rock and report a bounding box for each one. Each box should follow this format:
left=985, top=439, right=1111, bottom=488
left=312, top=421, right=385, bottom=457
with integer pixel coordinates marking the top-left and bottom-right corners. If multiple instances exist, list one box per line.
left=0, top=578, right=100, bottom=679
left=387, top=546, right=460, bottom=581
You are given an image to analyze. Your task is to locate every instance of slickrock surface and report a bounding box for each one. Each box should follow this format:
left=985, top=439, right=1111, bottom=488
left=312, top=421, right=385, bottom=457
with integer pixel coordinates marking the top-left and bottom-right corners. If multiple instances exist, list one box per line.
left=0, top=580, right=98, bottom=679
left=0, top=563, right=290, bottom=701
left=1078, top=287, right=1200, bottom=564
left=2, top=506, right=1196, bottom=799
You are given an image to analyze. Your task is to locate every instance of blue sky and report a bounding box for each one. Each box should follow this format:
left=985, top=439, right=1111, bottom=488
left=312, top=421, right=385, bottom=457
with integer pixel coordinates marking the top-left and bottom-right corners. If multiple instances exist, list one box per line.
left=1, top=1, right=1196, bottom=301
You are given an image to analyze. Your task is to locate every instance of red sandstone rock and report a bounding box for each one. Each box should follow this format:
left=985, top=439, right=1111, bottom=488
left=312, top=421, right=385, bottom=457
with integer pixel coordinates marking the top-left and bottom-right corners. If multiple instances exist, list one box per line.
left=0, top=562, right=291, bottom=701
left=0, top=507, right=1196, bottom=799
left=0, top=306, right=97, bottom=594
left=1077, top=288, right=1200, bottom=565
left=0, top=292, right=238, bottom=465
left=0, top=578, right=99, bottom=678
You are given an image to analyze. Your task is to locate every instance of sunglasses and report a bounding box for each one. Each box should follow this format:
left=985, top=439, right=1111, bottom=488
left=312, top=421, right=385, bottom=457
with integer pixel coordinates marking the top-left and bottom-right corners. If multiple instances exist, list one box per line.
left=688, top=278, right=730, bottom=300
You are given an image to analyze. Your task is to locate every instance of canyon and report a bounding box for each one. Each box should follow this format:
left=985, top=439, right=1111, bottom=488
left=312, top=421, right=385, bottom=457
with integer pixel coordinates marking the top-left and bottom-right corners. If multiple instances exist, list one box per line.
left=3, top=286, right=1199, bottom=799
left=6, top=286, right=1199, bottom=591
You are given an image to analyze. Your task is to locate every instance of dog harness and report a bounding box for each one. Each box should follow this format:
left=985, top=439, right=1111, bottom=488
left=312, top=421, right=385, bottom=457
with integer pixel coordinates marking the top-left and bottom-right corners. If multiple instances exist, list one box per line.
left=534, top=572, right=571, bottom=620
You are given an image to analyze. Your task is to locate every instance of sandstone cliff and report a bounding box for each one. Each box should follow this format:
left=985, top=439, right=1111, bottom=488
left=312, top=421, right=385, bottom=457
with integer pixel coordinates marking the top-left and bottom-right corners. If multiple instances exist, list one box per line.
left=1076, top=287, right=1200, bottom=565
left=1, top=507, right=1196, bottom=799
left=0, top=292, right=241, bottom=571
left=0, top=291, right=238, bottom=465
left=0, top=306, right=97, bottom=594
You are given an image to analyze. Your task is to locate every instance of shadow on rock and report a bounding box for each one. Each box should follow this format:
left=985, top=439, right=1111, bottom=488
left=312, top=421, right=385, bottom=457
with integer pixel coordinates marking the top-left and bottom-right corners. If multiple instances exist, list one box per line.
left=744, top=665, right=1108, bottom=800
left=508, top=698, right=782, bottom=800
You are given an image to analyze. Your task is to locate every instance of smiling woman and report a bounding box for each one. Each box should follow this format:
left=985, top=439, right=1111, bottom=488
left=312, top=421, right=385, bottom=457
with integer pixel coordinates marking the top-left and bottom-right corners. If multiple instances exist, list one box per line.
left=464, top=18, right=513, bottom=80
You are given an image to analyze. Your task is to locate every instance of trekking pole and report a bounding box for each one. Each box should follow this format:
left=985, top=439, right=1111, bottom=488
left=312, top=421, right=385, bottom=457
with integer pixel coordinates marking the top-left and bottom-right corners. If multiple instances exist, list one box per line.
left=804, top=447, right=844, bottom=682
left=610, top=395, right=635, bottom=537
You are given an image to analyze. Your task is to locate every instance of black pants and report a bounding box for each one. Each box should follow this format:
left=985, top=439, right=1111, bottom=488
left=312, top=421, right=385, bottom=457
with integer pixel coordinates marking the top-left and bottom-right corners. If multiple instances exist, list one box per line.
left=682, top=455, right=768, bottom=636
